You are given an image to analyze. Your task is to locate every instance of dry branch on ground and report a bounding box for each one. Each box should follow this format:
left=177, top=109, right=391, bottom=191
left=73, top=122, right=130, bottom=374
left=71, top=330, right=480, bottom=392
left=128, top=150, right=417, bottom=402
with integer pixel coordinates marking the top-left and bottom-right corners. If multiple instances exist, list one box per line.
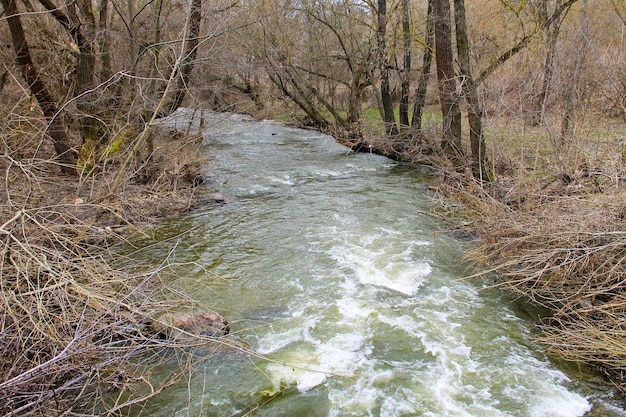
left=0, top=125, right=227, bottom=415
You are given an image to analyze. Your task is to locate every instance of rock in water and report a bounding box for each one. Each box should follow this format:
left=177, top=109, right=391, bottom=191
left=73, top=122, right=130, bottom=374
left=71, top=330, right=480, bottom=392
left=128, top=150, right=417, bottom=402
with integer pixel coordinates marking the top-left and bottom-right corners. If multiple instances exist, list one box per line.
left=154, top=310, right=230, bottom=340
left=209, top=193, right=235, bottom=204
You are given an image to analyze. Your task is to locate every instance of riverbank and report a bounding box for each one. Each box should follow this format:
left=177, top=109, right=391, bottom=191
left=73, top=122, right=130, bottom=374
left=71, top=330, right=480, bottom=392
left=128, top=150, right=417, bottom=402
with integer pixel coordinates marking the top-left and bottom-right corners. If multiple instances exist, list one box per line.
left=3, top=106, right=624, bottom=413
left=114, top=114, right=612, bottom=416
left=341, top=116, right=626, bottom=396
left=0, top=125, right=222, bottom=415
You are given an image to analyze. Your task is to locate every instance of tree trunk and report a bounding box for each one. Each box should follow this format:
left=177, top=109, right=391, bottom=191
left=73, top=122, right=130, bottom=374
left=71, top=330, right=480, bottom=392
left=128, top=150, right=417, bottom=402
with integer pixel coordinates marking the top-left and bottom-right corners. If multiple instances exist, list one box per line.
left=69, top=0, right=100, bottom=169
left=411, top=0, right=435, bottom=133
left=38, top=0, right=101, bottom=168
left=98, top=0, right=111, bottom=80
left=454, top=0, right=489, bottom=180
left=533, top=1, right=562, bottom=125
left=127, top=0, right=136, bottom=71
left=0, top=71, right=7, bottom=92
left=2, top=0, right=76, bottom=174
left=398, top=0, right=411, bottom=129
left=347, top=75, right=364, bottom=124
left=149, top=0, right=164, bottom=94
left=433, top=0, right=462, bottom=161
left=159, top=0, right=202, bottom=117
left=71, top=0, right=97, bottom=93
left=376, top=0, right=398, bottom=136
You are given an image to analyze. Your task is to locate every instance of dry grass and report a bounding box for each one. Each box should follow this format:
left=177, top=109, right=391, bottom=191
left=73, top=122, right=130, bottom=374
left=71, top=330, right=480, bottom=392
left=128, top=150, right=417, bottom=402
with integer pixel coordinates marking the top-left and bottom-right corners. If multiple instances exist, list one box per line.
left=0, top=116, right=230, bottom=415
left=424, top=113, right=626, bottom=392
left=0, top=204, right=171, bottom=415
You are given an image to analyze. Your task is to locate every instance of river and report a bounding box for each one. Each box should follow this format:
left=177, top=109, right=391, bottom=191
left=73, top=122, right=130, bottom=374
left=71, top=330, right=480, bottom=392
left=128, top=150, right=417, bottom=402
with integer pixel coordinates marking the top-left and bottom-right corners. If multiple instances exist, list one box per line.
left=130, top=109, right=624, bottom=416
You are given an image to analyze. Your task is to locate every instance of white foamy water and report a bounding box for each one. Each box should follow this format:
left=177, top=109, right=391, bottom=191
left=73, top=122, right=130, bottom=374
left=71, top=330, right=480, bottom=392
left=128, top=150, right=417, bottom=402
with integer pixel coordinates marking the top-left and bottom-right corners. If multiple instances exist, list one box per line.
left=252, top=220, right=593, bottom=417
left=141, top=111, right=619, bottom=417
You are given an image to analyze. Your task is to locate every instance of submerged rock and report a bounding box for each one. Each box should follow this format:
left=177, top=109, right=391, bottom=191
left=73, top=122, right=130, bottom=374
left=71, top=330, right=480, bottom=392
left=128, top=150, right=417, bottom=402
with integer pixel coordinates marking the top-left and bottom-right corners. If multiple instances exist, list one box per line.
left=153, top=310, right=230, bottom=340
left=209, top=193, right=235, bottom=204
left=148, top=310, right=252, bottom=356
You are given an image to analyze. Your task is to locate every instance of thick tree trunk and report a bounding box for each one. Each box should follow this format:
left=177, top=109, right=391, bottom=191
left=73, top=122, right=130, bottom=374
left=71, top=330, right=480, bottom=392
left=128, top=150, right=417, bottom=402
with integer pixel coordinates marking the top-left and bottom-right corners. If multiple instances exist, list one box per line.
left=398, top=0, right=411, bottom=129
left=411, top=0, right=434, bottom=133
left=70, top=0, right=100, bottom=168
left=376, top=0, right=398, bottom=136
left=71, top=0, right=97, bottom=93
left=454, top=0, right=489, bottom=180
left=38, top=0, right=100, bottom=168
left=347, top=75, right=364, bottom=124
left=2, top=0, right=76, bottom=174
left=433, top=0, right=462, bottom=161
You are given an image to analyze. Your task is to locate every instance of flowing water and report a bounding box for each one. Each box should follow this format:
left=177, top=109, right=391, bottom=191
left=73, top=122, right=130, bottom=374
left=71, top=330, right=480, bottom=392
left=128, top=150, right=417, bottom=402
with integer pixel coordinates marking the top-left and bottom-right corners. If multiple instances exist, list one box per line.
left=133, top=109, right=624, bottom=416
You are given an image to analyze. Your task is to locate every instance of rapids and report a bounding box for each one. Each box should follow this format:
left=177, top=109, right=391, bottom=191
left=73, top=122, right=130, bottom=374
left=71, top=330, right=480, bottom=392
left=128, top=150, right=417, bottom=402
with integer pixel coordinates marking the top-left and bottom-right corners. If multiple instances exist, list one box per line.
left=132, top=109, right=623, bottom=417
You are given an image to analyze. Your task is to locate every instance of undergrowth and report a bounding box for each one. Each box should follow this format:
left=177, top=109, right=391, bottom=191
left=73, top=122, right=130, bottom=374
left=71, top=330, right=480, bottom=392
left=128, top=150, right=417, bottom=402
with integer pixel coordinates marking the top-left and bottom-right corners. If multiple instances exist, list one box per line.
left=428, top=114, right=626, bottom=393
left=0, top=117, right=226, bottom=415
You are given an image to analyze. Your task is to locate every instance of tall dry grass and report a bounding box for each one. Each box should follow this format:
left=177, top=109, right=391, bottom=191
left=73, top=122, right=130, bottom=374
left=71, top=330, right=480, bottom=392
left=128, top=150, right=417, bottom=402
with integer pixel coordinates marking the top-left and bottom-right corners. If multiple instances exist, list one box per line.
left=0, top=106, right=226, bottom=415
left=431, top=104, right=626, bottom=390
left=2, top=173, right=160, bottom=415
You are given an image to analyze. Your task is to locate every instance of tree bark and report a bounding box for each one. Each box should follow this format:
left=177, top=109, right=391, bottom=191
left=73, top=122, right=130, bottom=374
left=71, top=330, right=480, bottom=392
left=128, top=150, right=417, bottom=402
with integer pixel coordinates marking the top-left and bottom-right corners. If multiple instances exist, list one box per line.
left=376, top=0, right=398, bottom=136
left=398, top=0, right=411, bottom=129
left=433, top=0, right=462, bottom=161
left=533, top=1, right=566, bottom=125
left=347, top=71, right=366, bottom=124
left=411, top=0, right=435, bottom=132
left=38, top=0, right=100, bottom=168
left=2, top=0, right=76, bottom=174
left=69, top=0, right=101, bottom=168
left=98, top=0, right=111, bottom=80
left=560, top=0, right=588, bottom=146
left=454, top=0, right=489, bottom=180
left=149, top=0, right=164, bottom=95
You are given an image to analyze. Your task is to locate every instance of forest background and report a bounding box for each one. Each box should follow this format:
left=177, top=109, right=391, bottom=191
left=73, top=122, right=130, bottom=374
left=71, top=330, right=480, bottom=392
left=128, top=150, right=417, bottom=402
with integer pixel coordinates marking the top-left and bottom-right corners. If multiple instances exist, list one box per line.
left=1, top=0, right=626, bottom=414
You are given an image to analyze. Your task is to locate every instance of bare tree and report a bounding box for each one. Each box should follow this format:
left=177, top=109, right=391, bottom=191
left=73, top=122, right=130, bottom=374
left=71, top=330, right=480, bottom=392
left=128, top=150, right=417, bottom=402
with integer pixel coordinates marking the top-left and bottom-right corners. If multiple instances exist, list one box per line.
left=376, top=0, right=398, bottom=135
left=38, top=0, right=109, bottom=168
left=159, top=0, right=203, bottom=117
left=411, top=0, right=435, bottom=134
left=250, top=0, right=376, bottom=132
left=433, top=0, right=462, bottom=161
left=2, top=0, right=77, bottom=174
left=454, top=0, right=488, bottom=179
left=398, top=0, right=411, bottom=129
left=149, top=0, right=164, bottom=94
left=531, top=0, right=572, bottom=124
left=476, top=0, right=580, bottom=85
left=98, top=0, right=112, bottom=80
